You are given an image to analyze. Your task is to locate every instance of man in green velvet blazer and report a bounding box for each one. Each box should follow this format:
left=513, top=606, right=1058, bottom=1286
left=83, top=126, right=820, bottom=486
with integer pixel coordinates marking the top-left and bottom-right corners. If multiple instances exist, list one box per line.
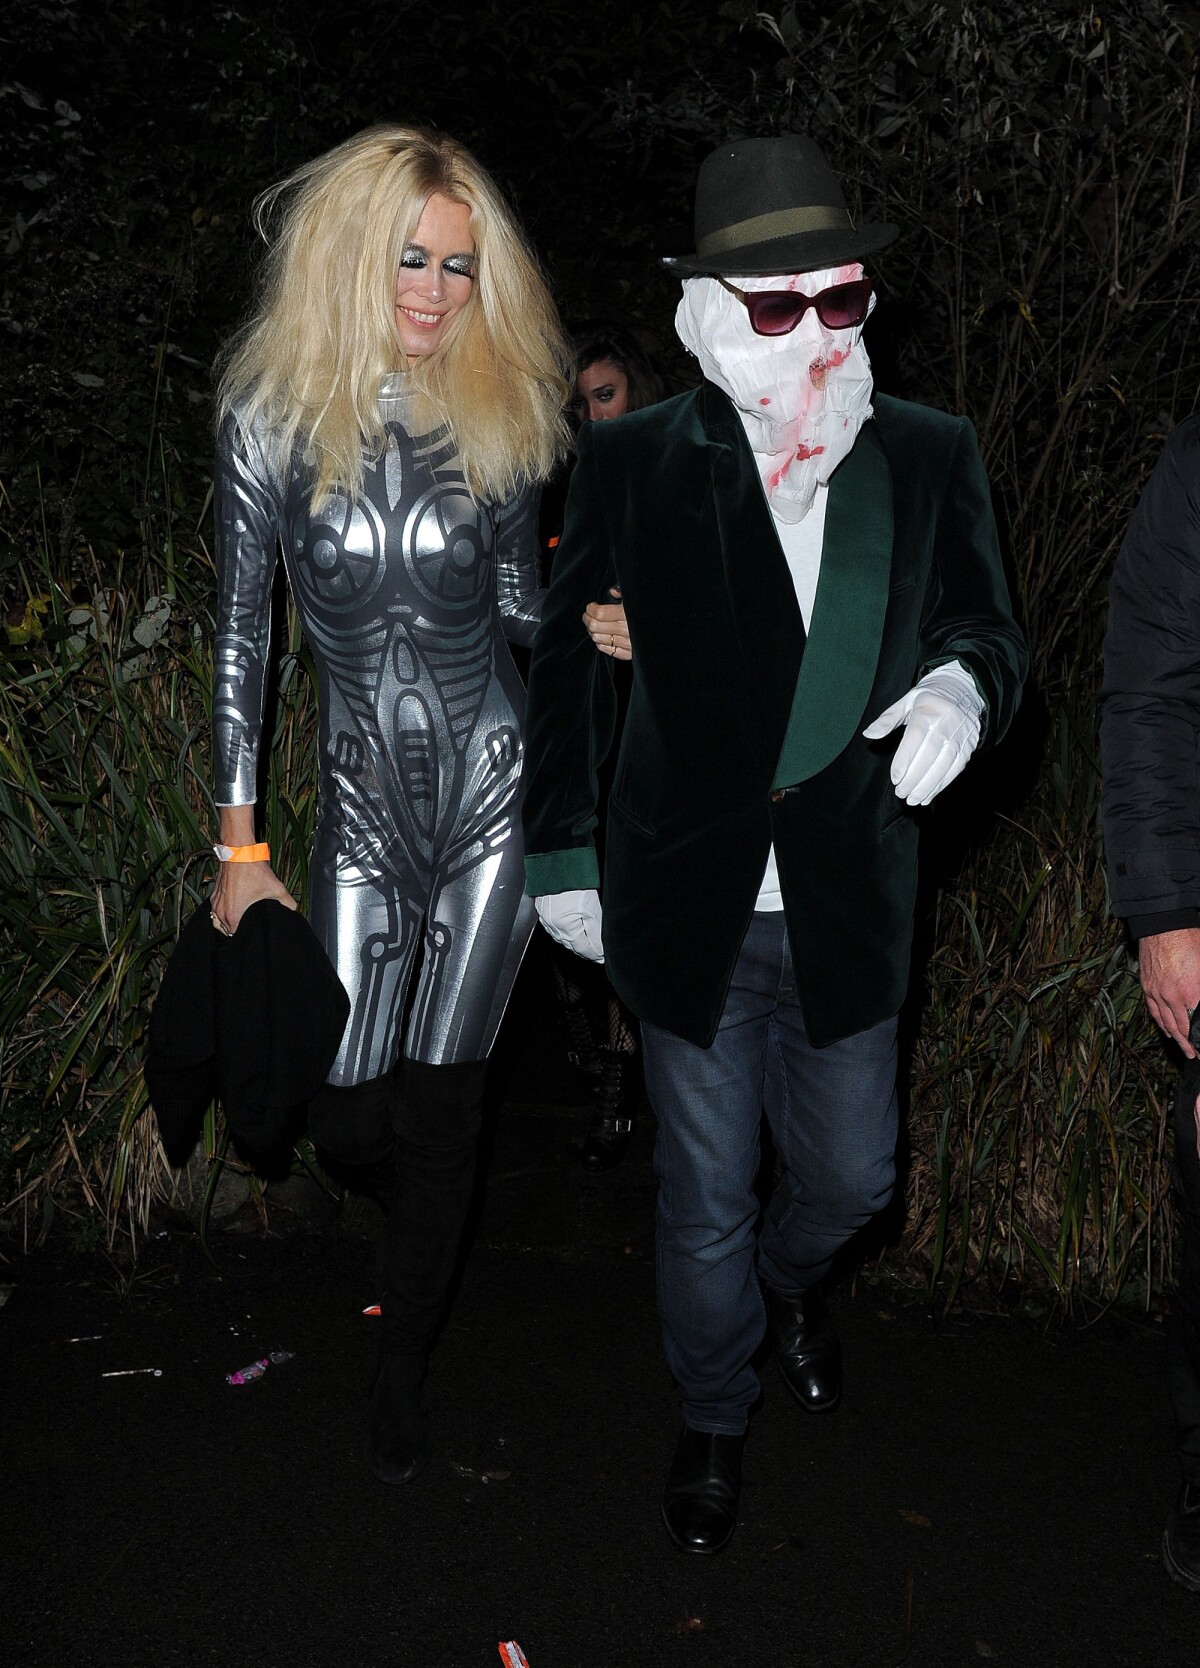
left=521, top=137, right=1027, bottom=1555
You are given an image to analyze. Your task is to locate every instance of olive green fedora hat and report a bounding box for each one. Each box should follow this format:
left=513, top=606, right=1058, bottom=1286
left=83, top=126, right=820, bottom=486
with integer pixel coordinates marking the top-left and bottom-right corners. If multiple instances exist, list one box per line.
left=662, top=135, right=898, bottom=277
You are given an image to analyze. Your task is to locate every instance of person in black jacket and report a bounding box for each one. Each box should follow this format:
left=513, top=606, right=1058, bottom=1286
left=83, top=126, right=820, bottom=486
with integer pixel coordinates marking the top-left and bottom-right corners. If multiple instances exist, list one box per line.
left=1101, top=414, right=1200, bottom=1593
left=523, top=136, right=1027, bottom=1555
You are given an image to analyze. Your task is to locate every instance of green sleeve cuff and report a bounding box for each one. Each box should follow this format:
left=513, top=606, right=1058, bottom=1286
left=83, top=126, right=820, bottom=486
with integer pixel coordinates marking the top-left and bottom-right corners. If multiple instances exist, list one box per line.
left=524, top=847, right=601, bottom=897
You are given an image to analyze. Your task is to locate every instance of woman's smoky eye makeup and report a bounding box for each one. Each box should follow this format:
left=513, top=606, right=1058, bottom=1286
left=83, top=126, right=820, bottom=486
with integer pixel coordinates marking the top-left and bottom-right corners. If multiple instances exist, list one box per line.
left=400, top=245, right=476, bottom=280
left=573, top=389, right=613, bottom=417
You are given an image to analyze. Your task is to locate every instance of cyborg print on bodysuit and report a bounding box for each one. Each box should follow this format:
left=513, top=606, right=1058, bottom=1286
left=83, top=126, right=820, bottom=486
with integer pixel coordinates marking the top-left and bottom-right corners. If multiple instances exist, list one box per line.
left=212, top=376, right=541, bottom=1084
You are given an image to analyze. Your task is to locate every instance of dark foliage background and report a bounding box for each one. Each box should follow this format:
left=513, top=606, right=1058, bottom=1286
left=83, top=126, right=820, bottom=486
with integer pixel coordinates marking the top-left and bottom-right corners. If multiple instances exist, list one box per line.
left=2, top=0, right=1197, bottom=1307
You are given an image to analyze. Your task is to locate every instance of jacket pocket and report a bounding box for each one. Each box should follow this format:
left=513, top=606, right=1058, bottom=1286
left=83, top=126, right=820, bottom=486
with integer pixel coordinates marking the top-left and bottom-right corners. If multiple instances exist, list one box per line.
left=609, top=793, right=657, bottom=839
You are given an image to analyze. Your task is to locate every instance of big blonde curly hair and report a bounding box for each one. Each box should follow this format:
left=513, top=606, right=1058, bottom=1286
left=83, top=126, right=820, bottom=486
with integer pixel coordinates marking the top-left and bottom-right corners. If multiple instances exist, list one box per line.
left=216, top=125, right=573, bottom=506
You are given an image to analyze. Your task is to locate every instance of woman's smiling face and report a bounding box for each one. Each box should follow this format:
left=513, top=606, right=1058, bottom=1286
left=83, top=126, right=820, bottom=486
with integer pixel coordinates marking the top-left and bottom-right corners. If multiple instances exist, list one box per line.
left=394, top=192, right=476, bottom=358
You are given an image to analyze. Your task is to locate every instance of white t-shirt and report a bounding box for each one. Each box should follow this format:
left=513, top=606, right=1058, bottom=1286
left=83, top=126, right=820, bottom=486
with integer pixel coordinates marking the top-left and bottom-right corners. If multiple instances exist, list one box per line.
left=755, top=476, right=827, bottom=911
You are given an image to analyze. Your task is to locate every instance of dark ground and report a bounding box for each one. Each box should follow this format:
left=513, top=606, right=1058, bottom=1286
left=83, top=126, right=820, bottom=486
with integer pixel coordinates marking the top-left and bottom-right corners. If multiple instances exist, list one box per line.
left=2, top=944, right=1196, bottom=1668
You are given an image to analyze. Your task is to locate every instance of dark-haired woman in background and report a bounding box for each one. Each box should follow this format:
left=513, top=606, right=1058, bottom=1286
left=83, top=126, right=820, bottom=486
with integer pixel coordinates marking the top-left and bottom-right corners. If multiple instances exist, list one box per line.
left=572, top=323, right=665, bottom=426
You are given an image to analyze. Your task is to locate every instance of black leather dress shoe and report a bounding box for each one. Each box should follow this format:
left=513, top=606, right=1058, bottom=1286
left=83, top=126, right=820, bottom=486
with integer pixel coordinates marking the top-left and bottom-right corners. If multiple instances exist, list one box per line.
left=367, top=1349, right=431, bottom=1485
left=1163, top=1480, right=1200, bottom=1591
left=762, top=1281, right=842, bottom=1413
left=661, top=1426, right=745, bottom=1554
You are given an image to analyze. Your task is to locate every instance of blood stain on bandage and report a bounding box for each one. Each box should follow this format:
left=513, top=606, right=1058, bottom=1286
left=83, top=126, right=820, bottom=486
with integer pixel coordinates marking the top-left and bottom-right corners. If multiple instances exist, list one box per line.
left=808, top=346, right=850, bottom=391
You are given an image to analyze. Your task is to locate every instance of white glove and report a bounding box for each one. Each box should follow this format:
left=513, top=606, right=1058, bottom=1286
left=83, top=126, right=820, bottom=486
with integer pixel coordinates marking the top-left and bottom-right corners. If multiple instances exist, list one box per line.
left=861, top=662, right=984, bottom=807
left=535, top=889, right=605, bottom=963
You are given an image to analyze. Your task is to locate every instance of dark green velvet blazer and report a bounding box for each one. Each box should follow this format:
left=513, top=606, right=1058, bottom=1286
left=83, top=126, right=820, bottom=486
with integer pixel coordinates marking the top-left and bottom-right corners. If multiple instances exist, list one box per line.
left=522, top=382, right=1027, bottom=1048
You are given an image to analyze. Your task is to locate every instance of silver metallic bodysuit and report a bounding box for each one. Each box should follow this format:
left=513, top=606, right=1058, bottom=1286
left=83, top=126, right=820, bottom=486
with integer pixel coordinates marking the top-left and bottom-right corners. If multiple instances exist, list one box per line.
left=212, top=379, right=543, bottom=1082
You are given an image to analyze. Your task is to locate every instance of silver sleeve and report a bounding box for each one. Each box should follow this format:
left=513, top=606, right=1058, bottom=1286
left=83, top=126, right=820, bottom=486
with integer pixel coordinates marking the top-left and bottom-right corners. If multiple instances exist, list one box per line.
left=493, top=481, right=545, bottom=649
left=211, top=415, right=281, bottom=806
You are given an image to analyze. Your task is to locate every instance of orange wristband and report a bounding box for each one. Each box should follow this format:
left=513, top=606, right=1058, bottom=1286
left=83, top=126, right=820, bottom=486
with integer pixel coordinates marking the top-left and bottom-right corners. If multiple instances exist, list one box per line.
left=213, top=842, right=271, bottom=863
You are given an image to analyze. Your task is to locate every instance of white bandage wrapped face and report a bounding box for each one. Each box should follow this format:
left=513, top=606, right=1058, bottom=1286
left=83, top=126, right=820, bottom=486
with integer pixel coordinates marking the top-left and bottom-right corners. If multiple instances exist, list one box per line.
left=675, top=265, right=876, bottom=523
left=861, top=662, right=985, bottom=806
left=534, top=889, right=605, bottom=963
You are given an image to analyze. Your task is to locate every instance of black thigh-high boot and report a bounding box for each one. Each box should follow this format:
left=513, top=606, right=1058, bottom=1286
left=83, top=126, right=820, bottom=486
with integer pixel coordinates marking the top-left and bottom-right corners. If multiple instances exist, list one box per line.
left=305, top=1075, right=396, bottom=1211
left=368, top=1056, right=489, bottom=1485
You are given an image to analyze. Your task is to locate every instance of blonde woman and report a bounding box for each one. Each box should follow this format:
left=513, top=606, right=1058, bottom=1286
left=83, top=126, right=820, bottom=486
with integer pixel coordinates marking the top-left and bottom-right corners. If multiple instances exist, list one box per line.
left=209, top=126, right=581, bottom=1484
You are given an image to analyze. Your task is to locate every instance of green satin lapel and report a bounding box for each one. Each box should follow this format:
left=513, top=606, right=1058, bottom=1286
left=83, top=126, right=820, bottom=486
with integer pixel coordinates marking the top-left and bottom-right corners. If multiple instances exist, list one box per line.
left=771, top=422, right=894, bottom=789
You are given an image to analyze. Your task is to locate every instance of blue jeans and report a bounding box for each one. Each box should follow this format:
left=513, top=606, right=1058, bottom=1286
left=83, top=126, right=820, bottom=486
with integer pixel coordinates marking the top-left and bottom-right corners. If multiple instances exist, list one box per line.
left=641, top=912, right=899, bottom=1435
left=1170, top=1055, right=1200, bottom=1483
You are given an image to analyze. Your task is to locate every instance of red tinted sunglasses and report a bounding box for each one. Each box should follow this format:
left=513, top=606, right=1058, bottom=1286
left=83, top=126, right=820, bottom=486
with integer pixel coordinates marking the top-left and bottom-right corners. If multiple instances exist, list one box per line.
left=721, top=276, right=873, bottom=337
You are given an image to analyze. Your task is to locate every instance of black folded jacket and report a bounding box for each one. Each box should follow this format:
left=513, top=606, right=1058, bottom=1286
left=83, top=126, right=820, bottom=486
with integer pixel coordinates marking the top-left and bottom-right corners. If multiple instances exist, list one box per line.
left=145, top=900, right=350, bottom=1164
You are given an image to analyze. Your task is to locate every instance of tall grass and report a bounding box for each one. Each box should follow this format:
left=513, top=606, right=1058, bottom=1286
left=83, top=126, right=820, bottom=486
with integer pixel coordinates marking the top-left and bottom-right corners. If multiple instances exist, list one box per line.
left=0, top=537, right=318, bottom=1249
left=901, top=701, right=1173, bottom=1311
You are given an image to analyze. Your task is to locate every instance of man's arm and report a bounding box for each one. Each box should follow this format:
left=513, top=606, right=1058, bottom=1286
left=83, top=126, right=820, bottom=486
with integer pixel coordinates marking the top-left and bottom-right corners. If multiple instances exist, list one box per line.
left=1101, top=419, right=1200, bottom=1054
left=863, top=416, right=1027, bottom=803
left=1138, top=930, right=1200, bottom=1059
left=521, top=423, right=619, bottom=898
left=915, top=417, right=1028, bottom=751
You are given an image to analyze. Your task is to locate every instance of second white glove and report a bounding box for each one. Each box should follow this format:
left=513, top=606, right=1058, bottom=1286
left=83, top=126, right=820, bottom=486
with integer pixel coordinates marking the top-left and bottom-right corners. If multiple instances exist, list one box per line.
left=861, top=662, right=984, bottom=807
left=534, top=889, right=605, bottom=963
